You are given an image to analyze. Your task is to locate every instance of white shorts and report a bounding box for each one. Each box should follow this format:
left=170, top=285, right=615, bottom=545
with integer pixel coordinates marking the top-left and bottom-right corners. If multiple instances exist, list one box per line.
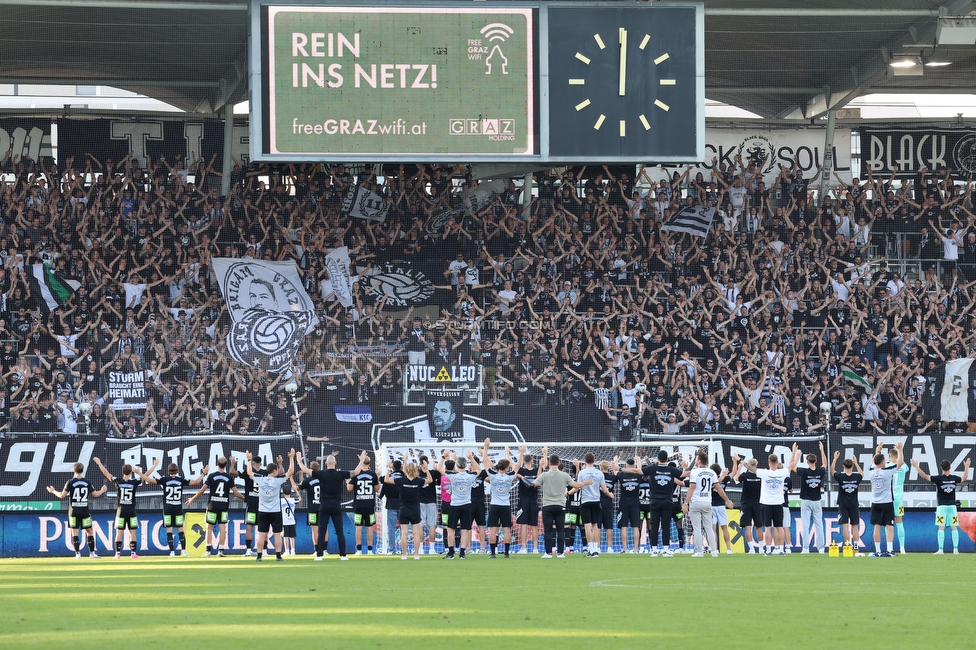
left=711, top=506, right=728, bottom=526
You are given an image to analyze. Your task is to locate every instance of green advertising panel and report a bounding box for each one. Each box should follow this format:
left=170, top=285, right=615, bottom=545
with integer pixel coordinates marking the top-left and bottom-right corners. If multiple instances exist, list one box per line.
left=265, top=6, right=535, bottom=157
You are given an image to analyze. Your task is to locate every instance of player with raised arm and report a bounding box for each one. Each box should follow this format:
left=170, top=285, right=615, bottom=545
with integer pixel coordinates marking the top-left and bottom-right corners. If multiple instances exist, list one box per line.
left=888, top=445, right=910, bottom=554
left=683, top=451, right=733, bottom=558
left=443, top=453, right=481, bottom=559
left=418, top=454, right=441, bottom=555
left=349, top=453, right=380, bottom=555
left=868, top=441, right=903, bottom=557
left=46, top=462, right=108, bottom=559
left=186, top=456, right=245, bottom=557
left=912, top=456, right=971, bottom=554
left=141, top=461, right=209, bottom=557
left=789, top=441, right=828, bottom=554
left=577, top=452, right=615, bottom=557
left=384, top=459, right=434, bottom=560
left=515, top=451, right=541, bottom=554
left=598, top=460, right=617, bottom=553
left=480, top=439, right=525, bottom=558
left=627, top=450, right=686, bottom=556
left=613, top=458, right=642, bottom=553
left=757, top=446, right=801, bottom=555
left=248, top=448, right=295, bottom=562
left=298, top=449, right=368, bottom=561
left=734, top=457, right=764, bottom=554
left=92, top=456, right=146, bottom=559
left=293, top=461, right=323, bottom=556
left=831, top=451, right=864, bottom=553
left=229, top=453, right=266, bottom=556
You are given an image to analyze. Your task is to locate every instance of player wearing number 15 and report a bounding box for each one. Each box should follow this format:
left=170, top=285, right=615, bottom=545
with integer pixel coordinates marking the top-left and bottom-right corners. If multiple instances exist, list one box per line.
left=349, top=454, right=380, bottom=555
left=141, top=462, right=210, bottom=557
left=683, top=452, right=732, bottom=558
left=46, top=462, right=108, bottom=559
left=912, top=457, right=971, bottom=554
left=92, top=456, right=151, bottom=559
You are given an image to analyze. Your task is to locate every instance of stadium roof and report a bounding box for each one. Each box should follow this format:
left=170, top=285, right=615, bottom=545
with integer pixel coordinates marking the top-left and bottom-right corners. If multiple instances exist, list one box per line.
left=0, top=0, right=972, bottom=118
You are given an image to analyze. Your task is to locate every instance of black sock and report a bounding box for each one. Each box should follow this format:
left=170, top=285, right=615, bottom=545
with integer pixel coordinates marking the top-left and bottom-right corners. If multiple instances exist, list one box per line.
left=367, top=545, right=372, bottom=551
left=246, top=537, right=252, bottom=550
left=207, top=544, right=213, bottom=553
left=257, top=551, right=262, bottom=558
left=130, top=540, right=137, bottom=553
left=115, top=541, right=122, bottom=553
left=276, top=551, right=282, bottom=559
left=490, top=543, right=496, bottom=554
left=166, top=532, right=174, bottom=550
left=88, top=537, right=96, bottom=552
left=72, top=536, right=80, bottom=553
left=357, top=544, right=362, bottom=551
left=178, top=532, right=186, bottom=549
left=505, top=543, right=511, bottom=554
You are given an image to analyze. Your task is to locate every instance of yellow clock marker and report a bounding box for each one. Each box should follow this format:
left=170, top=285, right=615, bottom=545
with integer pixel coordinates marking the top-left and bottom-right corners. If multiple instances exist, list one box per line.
left=639, top=114, right=651, bottom=130
left=619, top=120, right=626, bottom=137
left=575, top=52, right=590, bottom=64
left=654, top=99, right=670, bottom=111
left=568, top=79, right=585, bottom=85
left=660, top=79, right=676, bottom=85
left=654, top=53, right=669, bottom=65
left=639, top=34, right=650, bottom=50
left=575, top=99, right=591, bottom=111
left=594, top=114, right=606, bottom=130
left=594, top=34, right=605, bottom=49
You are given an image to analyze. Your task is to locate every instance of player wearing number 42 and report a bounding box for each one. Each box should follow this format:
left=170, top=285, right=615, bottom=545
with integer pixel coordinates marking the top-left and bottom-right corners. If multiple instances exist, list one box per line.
left=46, top=463, right=108, bottom=559
left=912, top=457, right=971, bottom=554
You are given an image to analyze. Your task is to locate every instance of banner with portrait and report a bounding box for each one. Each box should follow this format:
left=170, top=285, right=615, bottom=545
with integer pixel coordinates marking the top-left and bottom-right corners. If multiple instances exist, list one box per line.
left=211, top=258, right=318, bottom=373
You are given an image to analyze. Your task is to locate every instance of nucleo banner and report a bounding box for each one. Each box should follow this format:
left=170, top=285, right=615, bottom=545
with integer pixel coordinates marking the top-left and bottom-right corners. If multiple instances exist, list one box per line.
left=262, top=5, right=536, bottom=157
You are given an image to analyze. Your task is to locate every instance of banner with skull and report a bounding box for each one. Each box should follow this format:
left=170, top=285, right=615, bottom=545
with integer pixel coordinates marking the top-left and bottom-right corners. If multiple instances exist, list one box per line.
left=212, top=258, right=318, bottom=373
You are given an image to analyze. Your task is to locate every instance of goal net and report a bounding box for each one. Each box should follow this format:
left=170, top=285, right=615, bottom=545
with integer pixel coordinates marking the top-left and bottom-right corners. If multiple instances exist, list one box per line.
left=375, top=439, right=716, bottom=555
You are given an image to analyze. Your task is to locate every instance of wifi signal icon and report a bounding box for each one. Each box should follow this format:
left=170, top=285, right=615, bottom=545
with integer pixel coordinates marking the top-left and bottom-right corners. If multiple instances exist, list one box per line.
left=480, top=23, right=514, bottom=42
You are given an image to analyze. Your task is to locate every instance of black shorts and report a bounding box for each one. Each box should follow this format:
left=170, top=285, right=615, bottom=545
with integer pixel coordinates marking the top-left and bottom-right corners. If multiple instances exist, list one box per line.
left=761, top=504, right=784, bottom=528
left=471, top=500, right=487, bottom=527
left=399, top=506, right=422, bottom=526
left=206, top=507, right=229, bottom=525
left=565, top=507, right=581, bottom=526
left=257, top=511, right=283, bottom=534
left=245, top=504, right=259, bottom=525
left=307, top=511, right=319, bottom=526
left=353, top=509, right=377, bottom=527
left=739, top=501, right=762, bottom=528
left=283, top=524, right=296, bottom=537
left=487, top=505, right=512, bottom=528
left=68, top=508, right=93, bottom=529
left=600, top=499, right=615, bottom=529
left=639, top=507, right=652, bottom=521
left=617, top=503, right=641, bottom=528
left=448, top=503, right=473, bottom=530
left=116, top=508, right=138, bottom=530
left=162, top=509, right=185, bottom=527
left=838, top=504, right=860, bottom=525
left=580, top=502, right=602, bottom=525
left=515, top=500, right=539, bottom=526
left=870, top=502, right=895, bottom=526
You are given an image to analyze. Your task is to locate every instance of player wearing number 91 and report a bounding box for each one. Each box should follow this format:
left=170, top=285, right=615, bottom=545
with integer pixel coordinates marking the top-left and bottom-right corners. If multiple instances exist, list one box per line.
left=141, top=462, right=210, bottom=557
left=683, top=451, right=733, bottom=558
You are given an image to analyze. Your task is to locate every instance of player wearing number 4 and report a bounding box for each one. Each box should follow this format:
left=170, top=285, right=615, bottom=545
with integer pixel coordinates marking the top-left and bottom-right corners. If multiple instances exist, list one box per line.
left=141, top=462, right=210, bottom=557
left=911, top=457, right=971, bottom=554
left=46, top=462, right=108, bottom=559
left=92, top=456, right=153, bottom=559
left=683, top=451, right=733, bottom=557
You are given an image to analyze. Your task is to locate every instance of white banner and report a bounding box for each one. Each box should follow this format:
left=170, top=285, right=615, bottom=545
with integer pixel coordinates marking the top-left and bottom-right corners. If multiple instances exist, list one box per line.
left=342, top=184, right=389, bottom=222
left=106, top=369, right=148, bottom=411
left=460, top=178, right=507, bottom=214
left=211, top=258, right=318, bottom=373
left=643, top=128, right=853, bottom=186
left=324, top=246, right=355, bottom=308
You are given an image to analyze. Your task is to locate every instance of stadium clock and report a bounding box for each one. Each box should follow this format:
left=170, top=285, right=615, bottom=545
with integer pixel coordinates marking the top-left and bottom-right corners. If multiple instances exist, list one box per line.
left=546, top=4, right=702, bottom=160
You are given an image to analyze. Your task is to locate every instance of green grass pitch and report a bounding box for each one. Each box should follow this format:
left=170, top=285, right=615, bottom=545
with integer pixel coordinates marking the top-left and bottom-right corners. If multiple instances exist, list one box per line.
left=1, top=553, right=971, bottom=648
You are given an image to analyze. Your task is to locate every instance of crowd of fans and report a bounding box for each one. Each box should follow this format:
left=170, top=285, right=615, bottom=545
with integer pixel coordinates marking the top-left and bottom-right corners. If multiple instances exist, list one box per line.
left=0, top=148, right=974, bottom=439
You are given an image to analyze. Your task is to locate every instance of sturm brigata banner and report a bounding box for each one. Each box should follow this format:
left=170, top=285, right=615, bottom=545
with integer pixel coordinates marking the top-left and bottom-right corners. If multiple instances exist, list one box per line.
left=212, top=258, right=318, bottom=373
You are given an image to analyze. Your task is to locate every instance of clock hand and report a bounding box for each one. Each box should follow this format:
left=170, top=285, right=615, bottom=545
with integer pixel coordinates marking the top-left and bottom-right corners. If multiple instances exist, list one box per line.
left=618, top=27, right=628, bottom=96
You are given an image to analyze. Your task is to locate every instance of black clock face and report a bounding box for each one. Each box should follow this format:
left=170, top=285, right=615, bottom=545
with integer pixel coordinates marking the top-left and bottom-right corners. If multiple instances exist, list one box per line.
left=547, top=5, right=700, bottom=160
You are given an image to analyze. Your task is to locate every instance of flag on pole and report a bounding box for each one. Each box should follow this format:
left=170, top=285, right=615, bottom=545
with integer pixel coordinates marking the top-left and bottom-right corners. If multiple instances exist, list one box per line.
left=323, top=246, right=355, bottom=308
left=840, top=365, right=873, bottom=391
left=29, top=262, right=78, bottom=315
left=660, top=205, right=716, bottom=238
left=923, top=358, right=976, bottom=422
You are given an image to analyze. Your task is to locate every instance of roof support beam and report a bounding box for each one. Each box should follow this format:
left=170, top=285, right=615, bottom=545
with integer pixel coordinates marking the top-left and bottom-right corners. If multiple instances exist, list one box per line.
left=942, top=0, right=976, bottom=17
left=0, top=78, right=221, bottom=88
left=707, top=8, right=939, bottom=17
